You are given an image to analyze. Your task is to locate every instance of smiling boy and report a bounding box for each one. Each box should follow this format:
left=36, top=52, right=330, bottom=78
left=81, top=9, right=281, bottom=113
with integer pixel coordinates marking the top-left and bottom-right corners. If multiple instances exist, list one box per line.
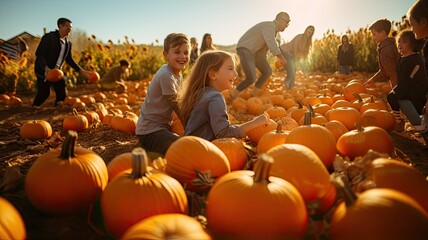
left=135, top=33, right=190, bottom=155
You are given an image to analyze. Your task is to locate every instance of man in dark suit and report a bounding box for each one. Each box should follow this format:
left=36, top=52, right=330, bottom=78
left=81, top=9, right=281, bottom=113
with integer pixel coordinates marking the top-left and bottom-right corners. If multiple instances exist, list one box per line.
left=33, top=17, right=91, bottom=107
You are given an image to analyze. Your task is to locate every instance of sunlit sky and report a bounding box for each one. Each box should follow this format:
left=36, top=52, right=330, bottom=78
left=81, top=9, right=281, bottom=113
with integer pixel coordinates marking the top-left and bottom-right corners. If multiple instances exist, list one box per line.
left=0, top=0, right=416, bottom=46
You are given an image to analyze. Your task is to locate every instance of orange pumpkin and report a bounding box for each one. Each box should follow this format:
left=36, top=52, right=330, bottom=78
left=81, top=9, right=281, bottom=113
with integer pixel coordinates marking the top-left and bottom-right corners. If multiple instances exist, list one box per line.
left=331, top=99, right=353, bottom=109
left=93, top=103, right=108, bottom=121
left=102, top=148, right=188, bottom=238
left=246, top=97, right=265, bottom=115
left=246, top=118, right=277, bottom=144
left=165, top=136, right=230, bottom=192
left=82, top=108, right=100, bottom=125
left=7, top=96, right=22, bottom=107
left=121, top=214, right=212, bottom=240
left=0, top=197, right=26, bottom=240
left=88, top=71, right=100, bottom=82
left=279, top=115, right=299, bottom=131
left=286, top=112, right=337, bottom=168
left=212, top=138, right=248, bottom=171
left=231, top=97, right=247, bottom=112
left=322, top=120, right=349, bottom=142
left=264, top=106, right=287, bottom=120
left=0, top=94, right=10, bottom=103
left=280, top=98, right=297, bottom=110
left=359, top=96, right=388, bottom=113
left=359, top=109, right=395, bottom=132
left=46, top=69, right=64, bottom=82
left=71, top=100, right=86, bottom=110
left=206, top=154, right=308, bottom=239
left=265, top=144, right=336, bottom=214
left=327, top=106, right=361, bottom=130
left=358, top=158, right=428, bottom=214
left=110, top=111, right=138, bottom=134
left=288, top=100, right=308, bottom=122
left=93, top=92, right=106, bottom=102
left=20, top=120, right=53, bottom=140
left=256, top=122, right=289, bottom=153
left=330, top=177, right=428, bottom=239
left=63, top=108, right=89, bottom=132
left=336, top=125, right=394, bottom=160
left=312, top=103, right=332, bottom=115
left=79, top=95, right=96, bottom=105
left=25, top=131, right=108, bottom=214
left=63, top=96, right=81, bottom=106
left=342, top=80, right=366, bottom=102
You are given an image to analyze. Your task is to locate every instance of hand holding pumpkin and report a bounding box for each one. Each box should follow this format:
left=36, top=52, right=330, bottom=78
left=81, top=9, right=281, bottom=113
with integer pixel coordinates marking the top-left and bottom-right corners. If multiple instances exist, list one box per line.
left=238, top=113, right=270, bottom=137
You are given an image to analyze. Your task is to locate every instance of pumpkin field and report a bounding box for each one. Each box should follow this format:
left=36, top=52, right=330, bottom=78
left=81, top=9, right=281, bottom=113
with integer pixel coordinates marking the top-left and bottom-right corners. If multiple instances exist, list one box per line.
left=1, top=69, right=428, bottom=239
left=1, top=15, right=428, bottom=238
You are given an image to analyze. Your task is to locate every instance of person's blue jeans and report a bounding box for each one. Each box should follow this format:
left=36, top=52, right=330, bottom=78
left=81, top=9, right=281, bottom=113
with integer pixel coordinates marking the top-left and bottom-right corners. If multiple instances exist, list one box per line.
left=283, top=51, right=296, bottom=89
left=399, top=99, right=423, bottom=126
left=339, top=65, right=351, bottom=75
left=235, top=48, right=272, bottom=92
left=388, top=92, right=423, bottom=126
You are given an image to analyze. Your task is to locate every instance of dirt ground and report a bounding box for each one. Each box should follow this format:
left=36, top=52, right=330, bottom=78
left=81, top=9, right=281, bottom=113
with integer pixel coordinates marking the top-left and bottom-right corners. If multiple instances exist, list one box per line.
left=1, top=80, right=428, bottom=239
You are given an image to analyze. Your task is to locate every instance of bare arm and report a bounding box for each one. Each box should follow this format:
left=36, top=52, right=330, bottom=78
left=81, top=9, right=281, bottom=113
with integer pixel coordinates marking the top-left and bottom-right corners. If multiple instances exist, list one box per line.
left=238, top=114, right=269, bottom=137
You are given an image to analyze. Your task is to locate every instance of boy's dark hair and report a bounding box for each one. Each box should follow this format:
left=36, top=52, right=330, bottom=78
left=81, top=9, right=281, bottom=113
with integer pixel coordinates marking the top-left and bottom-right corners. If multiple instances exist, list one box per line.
left=369, top=19, right=392, bottom=35
left=57, top=18, right=72, bottom=28
left=163, top=33, right=189, bottom=52
left=398, top=30, right=425, bottom=52
left=119, top=59, right=130, bottom=67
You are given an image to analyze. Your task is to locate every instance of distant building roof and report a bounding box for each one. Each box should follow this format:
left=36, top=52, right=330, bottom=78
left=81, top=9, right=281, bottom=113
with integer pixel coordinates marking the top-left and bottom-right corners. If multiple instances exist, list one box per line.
left=1, top=31, right=40, bottom=61
left=6, top=31, right=39, bottom=44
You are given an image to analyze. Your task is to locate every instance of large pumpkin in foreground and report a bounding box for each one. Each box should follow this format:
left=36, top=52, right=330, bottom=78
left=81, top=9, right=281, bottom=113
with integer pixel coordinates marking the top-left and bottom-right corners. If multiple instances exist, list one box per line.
left=0, top=197, right=26, bottom=240
left=206, top=154, right=307, bottom=239
left=330, top=180, right=428, bottom=239
left=265, top=143, right=336, bottom=214
left=358, top=158, right=428, bottom=214
left=165, top=136, right=230, bottom=192
left=25, top=130, right=108, bottom=214
left=102, top=148, right=188, bottom=238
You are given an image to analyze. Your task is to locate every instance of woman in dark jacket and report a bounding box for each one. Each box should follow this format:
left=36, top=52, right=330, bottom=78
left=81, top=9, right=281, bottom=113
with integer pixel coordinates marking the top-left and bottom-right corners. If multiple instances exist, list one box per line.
left=337, top=34, right=354, bottom=75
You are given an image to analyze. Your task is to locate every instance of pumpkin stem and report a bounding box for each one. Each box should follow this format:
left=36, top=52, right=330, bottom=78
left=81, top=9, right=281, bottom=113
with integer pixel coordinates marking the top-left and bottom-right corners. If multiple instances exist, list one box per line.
left=307, top=104, right=315, bottom=117
left=303, top=111, right=312, bottom=125
left=131, top=147, right=149, bottom=178
left=352, top=92, right=363, bottom=102
left=191, top=170, right=215, bottom=191
left=60, top=130, right=77, bottom=159
left=332, top=174, right=357, bottom=207
left=254, top=153, right=274, bottom=183
left=355, top=122, right=364, bottom=132
left=276, top=121, right=283, bottom=133
left=297, top=99, right=303, bottom=108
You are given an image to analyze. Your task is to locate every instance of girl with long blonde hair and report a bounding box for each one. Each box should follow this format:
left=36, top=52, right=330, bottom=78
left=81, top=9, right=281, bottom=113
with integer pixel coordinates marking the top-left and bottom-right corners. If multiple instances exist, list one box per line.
left=178, top=50, right=268, bottom=141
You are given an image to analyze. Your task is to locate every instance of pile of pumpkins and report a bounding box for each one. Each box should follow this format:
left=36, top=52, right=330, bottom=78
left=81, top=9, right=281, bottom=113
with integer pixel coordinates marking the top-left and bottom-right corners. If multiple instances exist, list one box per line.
left=5, top=72, right=428, bottom=239
left=18, top=83, right=147, bottom=139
